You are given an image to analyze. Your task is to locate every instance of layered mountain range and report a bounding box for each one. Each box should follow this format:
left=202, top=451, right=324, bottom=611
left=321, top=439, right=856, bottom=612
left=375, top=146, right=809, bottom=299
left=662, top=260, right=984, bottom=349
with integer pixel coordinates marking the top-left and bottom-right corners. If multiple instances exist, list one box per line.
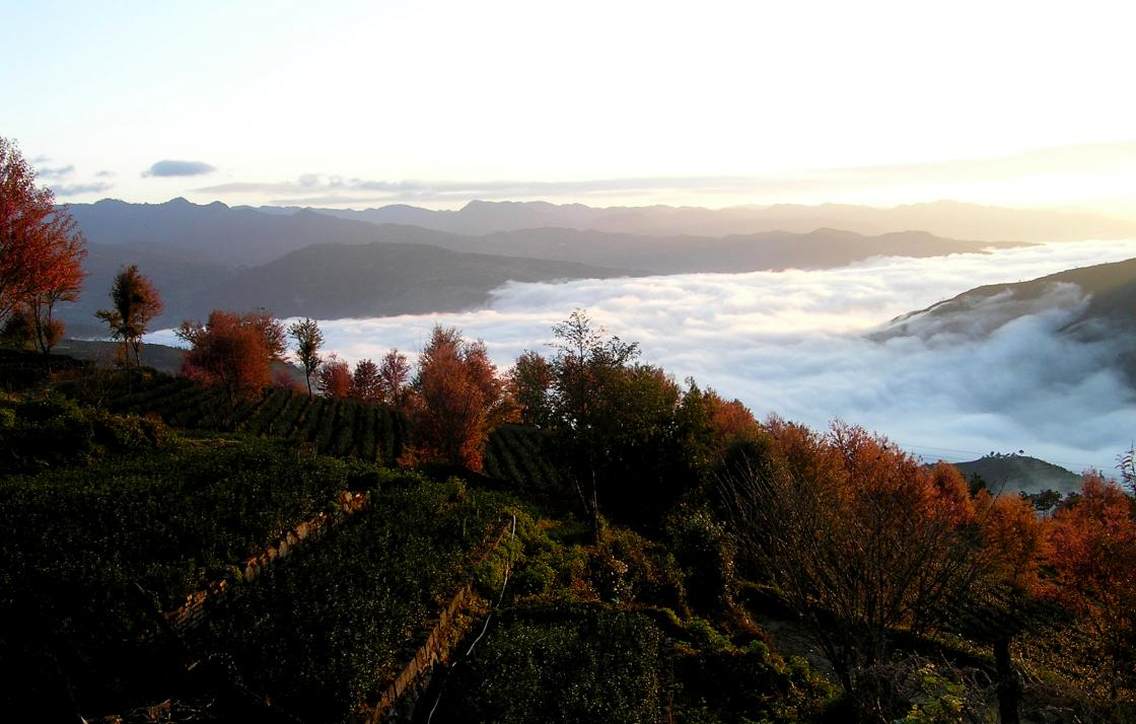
left=61, top=197, right=1021, bottom=331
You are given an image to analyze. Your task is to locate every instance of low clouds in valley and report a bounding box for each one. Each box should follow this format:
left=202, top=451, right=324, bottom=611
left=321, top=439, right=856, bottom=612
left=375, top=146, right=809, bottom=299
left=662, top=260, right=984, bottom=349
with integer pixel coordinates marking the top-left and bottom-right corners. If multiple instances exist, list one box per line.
left=151, top=240, right=1136, bottom=472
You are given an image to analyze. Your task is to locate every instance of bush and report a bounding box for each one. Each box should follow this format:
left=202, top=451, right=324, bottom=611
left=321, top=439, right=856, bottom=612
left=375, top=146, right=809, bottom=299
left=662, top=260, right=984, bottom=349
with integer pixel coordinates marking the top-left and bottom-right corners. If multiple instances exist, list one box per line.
left=91, top=409, right=170, bottom=451
left=435, top=608, right=668, bottom=723
left=0, top=394, right=96, bottom=471
left=664, top=502, right=737, bottom=615
left=0, top=395, right=171, bottom=473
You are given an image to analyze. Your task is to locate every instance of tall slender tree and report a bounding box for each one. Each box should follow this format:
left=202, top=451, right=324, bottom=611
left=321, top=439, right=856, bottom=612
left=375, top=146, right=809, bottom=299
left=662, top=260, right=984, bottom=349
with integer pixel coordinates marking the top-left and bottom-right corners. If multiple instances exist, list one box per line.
left=96, top=265, right=163, bottom=366
left=378, top=348, right=411, bottom=409
left=289, top=317, right=323, bottom=396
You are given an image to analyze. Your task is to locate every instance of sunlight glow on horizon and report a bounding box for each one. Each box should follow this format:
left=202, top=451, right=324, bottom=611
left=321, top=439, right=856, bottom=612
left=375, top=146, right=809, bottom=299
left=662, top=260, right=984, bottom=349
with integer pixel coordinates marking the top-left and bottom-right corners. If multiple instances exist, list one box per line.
left=4, top=0, right=1136, bottom=214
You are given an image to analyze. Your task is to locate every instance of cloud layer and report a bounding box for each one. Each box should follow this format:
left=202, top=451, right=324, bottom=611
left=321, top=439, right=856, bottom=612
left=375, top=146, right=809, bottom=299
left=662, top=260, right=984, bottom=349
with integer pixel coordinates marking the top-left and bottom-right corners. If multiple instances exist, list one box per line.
left=144, top=160, right=216, bottom=177
left=150, top=240, right=1136, bottom=472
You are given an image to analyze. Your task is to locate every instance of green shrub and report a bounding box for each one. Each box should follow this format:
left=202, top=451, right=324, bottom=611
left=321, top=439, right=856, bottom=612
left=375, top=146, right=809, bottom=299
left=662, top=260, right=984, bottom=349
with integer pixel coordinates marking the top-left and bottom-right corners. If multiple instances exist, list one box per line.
left=436, top=608, right=668, bottom=723
left=591, top=528, right=687, bottom=611
left=91, top=409, right=170, bottom=451
left=664, top=502, right=737, bottom=615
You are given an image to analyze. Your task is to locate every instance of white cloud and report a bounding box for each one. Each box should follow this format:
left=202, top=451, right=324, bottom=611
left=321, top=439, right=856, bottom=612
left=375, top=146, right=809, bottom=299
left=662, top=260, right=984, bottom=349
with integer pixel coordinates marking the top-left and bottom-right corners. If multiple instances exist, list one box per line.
left=149, top=239, right=1136, bottom=472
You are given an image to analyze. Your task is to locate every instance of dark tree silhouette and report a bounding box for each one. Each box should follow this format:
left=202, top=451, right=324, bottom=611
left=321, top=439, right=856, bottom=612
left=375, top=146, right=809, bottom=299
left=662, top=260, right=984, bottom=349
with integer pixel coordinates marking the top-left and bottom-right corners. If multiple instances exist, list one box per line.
left=288, top=317, right=323, bottom=396
left=351, top=358, right=381, bottom=403
left=96, top=264, right=163, bottom=366
left=378, top=348, right=411, bottom=409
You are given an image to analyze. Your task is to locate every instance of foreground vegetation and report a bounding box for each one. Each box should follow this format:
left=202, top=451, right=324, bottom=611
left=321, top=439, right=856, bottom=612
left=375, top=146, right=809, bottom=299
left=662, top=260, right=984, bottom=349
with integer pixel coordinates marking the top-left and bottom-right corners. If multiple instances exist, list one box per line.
left=2, top=147, right=1134, bottom=722
left=2, top=326, right=1135, bottom=723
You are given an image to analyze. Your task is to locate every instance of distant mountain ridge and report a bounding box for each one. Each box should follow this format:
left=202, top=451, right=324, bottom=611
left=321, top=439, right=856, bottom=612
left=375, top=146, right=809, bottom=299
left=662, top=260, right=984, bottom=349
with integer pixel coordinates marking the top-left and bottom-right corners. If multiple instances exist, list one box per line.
left=67, top=197, right=1017, bottom=272
left=67, top=197, right=395, bottom=266
left=60, top=240, right=627, bottom=330
left=59, top=198, right=1019, bottom=328
left=261, top=199, right=1136, bottom=242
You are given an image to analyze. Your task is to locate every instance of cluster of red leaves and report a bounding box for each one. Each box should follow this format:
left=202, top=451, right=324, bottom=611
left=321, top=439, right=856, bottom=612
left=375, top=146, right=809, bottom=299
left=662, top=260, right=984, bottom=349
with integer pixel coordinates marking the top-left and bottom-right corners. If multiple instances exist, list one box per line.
left=1045, top=473, right=1136, bottom=687
left=403, top=326, right=515, bottom=470
left=177, top=310, right=286, bottom=403
left=316, top=349, right=411, bottom=406
left=0, top=138, right=86, bottom=351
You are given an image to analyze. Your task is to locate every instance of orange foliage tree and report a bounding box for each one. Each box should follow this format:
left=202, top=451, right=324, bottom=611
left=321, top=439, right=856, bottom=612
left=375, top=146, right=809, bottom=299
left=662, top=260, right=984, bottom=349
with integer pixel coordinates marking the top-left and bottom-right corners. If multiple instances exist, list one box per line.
left=405, top=326, right=514, bottom=470
left=176, top=310, right=285, bottom=408
left=316, top=354, right=353, bottom=399
left=0, top=137, right=87, bottom=351
left=1046, top=473, right=1136, bottom=698
left=975, top=490, right=1050, bottom=594
left=722, top=420, right=991, bottom=692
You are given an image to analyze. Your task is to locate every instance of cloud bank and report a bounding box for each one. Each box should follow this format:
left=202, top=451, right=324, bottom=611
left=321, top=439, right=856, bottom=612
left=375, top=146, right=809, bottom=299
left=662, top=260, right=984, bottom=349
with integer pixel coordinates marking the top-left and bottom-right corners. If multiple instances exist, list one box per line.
left=150, top=240, right=1136, bottom=472
left=144, top=160, right=216, bottom=177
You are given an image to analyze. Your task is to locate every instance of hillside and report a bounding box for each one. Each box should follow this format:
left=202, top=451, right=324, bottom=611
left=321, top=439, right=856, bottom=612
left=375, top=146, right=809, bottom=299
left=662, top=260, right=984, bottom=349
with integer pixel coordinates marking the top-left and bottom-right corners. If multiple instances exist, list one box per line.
left=951, top=454, right=1082, bottom=495
left=188, top=242, right=629, bottom=320
left=440, top=227, right=1015, bottom=273
left=64, top=241, right=234, bottom=336
left=292, top=199, right=1136, bottom=242
left=883, top=257, right=1136, bottom=343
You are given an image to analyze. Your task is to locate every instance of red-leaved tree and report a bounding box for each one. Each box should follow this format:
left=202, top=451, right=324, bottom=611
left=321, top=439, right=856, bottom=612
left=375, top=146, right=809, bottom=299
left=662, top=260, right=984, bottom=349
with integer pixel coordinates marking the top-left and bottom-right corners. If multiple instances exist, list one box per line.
left=0, top=137, right=87, bottom=351
left=316, top=354, right=353, bottom=399
left=1046, top=473, right=1136, bottom=699
left=176, top=310, right=285, bottom=409
left=404, top=326, right=514, bottom=470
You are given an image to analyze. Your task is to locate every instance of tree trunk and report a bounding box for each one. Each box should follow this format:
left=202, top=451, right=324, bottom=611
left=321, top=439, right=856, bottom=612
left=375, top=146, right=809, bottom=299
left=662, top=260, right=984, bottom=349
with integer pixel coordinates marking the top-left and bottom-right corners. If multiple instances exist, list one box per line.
left=994, top=635, right=1020, bottom=724
left=591, top=469, right=600, bottom=543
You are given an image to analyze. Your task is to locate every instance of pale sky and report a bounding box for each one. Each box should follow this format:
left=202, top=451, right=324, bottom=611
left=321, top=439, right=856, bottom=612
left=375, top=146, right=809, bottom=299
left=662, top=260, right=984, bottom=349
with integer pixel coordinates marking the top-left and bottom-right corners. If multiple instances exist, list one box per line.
left=4, top=0, right=1136, bottom=213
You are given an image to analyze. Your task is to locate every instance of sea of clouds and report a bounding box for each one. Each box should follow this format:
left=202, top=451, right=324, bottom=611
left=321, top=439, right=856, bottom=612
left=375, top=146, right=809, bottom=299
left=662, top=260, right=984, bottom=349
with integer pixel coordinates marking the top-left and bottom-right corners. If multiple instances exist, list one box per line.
left=150, top=239, right=1136, bottom=472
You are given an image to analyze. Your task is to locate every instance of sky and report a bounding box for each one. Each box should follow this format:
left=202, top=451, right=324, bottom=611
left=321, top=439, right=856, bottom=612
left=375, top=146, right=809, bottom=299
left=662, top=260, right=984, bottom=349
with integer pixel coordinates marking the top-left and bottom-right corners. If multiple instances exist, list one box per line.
left=4, top=0, right=1136, bottom=213
left=149, top=239, right=1136, bottom=474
